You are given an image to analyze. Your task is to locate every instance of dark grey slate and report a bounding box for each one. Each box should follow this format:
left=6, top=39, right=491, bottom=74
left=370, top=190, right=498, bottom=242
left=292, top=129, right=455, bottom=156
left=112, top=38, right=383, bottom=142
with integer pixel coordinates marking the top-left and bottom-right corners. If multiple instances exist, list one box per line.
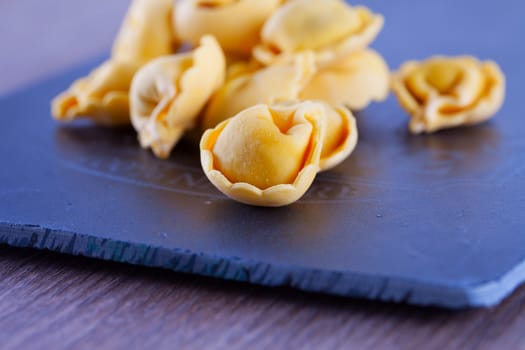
left=0, top=0, right=524, bottom=308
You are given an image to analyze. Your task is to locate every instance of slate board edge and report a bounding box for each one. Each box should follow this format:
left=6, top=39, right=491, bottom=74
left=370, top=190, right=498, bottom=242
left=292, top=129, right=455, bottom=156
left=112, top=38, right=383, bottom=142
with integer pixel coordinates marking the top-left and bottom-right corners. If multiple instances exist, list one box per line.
left=1, top=222, right=518, bottom=309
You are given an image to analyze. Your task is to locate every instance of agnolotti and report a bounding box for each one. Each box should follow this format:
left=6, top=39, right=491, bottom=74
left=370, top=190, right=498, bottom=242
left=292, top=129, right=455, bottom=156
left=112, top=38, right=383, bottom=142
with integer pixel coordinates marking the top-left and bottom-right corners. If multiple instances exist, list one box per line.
left=130, top=36, right=225, bottom=159
left=51, top=0, right=176, bottom=126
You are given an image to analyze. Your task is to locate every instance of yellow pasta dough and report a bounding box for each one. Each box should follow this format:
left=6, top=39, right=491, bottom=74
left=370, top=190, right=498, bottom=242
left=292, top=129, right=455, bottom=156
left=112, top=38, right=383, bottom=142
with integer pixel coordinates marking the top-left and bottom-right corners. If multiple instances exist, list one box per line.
left=201, top=53, right=316, bottom=130
left=253, top=0, right=383, bottom=66
left=200, top=102, right=326, bottom=206
left=112, top=0, right=177, bottom=63
left=130, top=36, right=225, bottom=159
left=174, top=0, right=283, bottom=55
left=391, top=56, right=506, bottom=134
left=51, top=60, right=139, bottom=126
left=300, top=49, right=390, bottom=111
left=319, top=104, right=358, bottom=171
left=273, top=100, right=359, bottom=171
left=51, top=0, right=176, bottom=126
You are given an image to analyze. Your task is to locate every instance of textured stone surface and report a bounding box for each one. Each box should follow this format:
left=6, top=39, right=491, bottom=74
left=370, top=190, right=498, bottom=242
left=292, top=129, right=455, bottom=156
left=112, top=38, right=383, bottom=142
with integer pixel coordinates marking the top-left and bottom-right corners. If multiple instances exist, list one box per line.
left=1, top=0, right=524, bottom=309
left=1, top=53, right=524, bottom=308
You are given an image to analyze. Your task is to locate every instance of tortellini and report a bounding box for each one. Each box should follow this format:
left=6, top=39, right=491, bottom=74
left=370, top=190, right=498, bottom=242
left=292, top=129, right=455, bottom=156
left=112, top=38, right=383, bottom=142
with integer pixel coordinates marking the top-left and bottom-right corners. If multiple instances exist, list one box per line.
left=174, top=0, right=283, bottom=56
left=253, top=0, right=383, bottom=66
left=51, top=0, right=175, bottom=126
left=51, top=60, right=139, bottom=126
left=130, top=36, right=225, bottom=159
left=300, top=49, right=390, bottom=111
left=200, top=102, right=326, bottom=206
left=202, top=48, right=386, bottom=134
left=201, top=53, right=316, bottom=130
left=112, top=0, right=177, bottom=63
left=48, top=0, right=510, bottom=208
left=391, top=56, right=506, bottom=134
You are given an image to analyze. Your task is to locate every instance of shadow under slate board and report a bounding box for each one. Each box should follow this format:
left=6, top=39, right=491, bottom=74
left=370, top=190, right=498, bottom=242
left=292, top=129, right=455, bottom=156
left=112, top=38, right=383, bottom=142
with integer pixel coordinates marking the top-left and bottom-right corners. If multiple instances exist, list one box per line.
left=1, top=0, right=524, bottom=308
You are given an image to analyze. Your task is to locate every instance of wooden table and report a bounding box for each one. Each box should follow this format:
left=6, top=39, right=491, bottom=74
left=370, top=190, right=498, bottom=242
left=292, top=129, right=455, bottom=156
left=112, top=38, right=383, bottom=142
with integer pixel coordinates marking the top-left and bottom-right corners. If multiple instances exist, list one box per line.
left=1, top=2, right=525, bottom=348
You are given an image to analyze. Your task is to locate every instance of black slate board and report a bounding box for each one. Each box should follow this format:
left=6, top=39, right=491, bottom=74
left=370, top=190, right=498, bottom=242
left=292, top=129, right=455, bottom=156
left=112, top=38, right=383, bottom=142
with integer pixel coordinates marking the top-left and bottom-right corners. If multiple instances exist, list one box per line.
left=1, top=0, right=524, bottom=308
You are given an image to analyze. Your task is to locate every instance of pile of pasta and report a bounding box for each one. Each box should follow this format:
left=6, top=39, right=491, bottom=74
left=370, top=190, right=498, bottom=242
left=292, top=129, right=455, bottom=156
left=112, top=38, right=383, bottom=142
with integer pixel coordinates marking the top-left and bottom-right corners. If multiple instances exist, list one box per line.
left=51, top=0, right=505, bottom=207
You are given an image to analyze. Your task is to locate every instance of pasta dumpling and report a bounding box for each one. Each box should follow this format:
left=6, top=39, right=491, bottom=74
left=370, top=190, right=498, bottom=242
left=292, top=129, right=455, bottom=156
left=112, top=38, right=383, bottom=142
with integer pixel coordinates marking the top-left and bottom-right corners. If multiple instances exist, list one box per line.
left=200, top=101, right=326, bottom=206
left=112, top=0, right=176, bottom=63
left=51, top=0, right=176, bottom=126
left=391, top=56, right=505, bottom=134
left=51, top=60, right=139, bottom=126
left=202, top=52, right=316, bottom=130
left=174, top=0, right=282, bottom=55
left=300, top=49, right=390, bottom=111
left=130, top=36, right=225, bottom=159
left=253, top=0, right=383, bottom=66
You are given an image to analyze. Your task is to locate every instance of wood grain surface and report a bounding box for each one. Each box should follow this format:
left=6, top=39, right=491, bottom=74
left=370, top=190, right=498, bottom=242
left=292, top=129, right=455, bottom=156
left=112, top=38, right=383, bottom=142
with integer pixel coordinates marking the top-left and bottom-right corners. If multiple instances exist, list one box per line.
left=2, top=246, right=525, bottom=350
left=1, top=1, right=525, bottom=349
